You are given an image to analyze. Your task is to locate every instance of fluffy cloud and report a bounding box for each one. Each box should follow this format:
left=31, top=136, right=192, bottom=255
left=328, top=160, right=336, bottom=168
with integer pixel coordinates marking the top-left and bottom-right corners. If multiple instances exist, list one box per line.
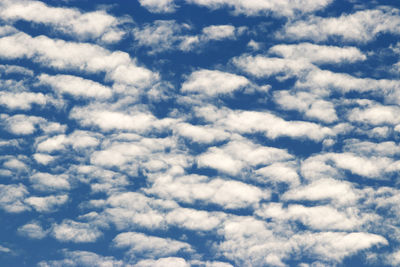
left=269, top=43, right=366, bottom=64
left=195, top=107, right=334, bottom=141
left=18, top=222, right=48, bottom=239
left=38, top=74, right=112, bottom=99
left=25, top=194, right=68, bottom=212
left=181, top=69, right=250, bottom=96
left=138, top=0, right=176, bottom=13
left=0, top=32, right=158, bottom=87
left=146, top=174, right=267, bottom=209
left=184, top=0, right=333, bottom=16
left=280, top=8, right=400, bottom=42
left=52, top=220, right=102, bottom=243
left=113, top=232, right=192, bottom=257
left=0, top=0, right=125, bottom=43
left=197, top=138, right=293, bottom=175
left=0, top=183, right=30, bottom=213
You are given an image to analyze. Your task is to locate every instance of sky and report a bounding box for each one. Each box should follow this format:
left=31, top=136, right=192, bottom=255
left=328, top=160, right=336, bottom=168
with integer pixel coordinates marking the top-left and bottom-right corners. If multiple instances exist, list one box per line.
left=0, top=0, right=400, bottom=266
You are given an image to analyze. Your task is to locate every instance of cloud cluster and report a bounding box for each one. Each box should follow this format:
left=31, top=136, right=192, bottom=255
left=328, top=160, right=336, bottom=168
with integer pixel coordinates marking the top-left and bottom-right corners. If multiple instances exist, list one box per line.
left=0, top=0, right=399, bottom=266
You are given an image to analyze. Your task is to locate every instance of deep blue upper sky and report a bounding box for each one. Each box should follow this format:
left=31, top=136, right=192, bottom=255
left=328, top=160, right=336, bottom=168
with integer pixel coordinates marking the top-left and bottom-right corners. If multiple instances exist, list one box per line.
left=0, top=0, right=400, bottom=266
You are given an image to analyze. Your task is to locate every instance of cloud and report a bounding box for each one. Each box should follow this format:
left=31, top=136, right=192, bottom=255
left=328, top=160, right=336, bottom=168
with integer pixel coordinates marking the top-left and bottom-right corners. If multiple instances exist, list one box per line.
left=233, top=54, right=313, bottom=78
left=133, top=20, right=243, bottom=53
left=29, top=172, right=70, bottom=192
left=18, top=222, right=48, bottom=239
left=269, top=43, right=366, bottom=64
left=348, top=104, right=400, bottom=125
left=0, top=245, right=11, bottom=253
left=134, top=257, right=189, bottom=267
left=52, top=220, right=102, bottom=243
left=181, top=69, right=250, bottom=96
left=0, top=0, right=125, bottom=43
left=146, top=174, right=268, bottom=209
left=197, top=138, right=293, bottom=175
left=343, top=139, right=400, bottom=157
left=0, top=32, right=158, bottom=87
left=195, top=106, right=334, bottom=141
left=0, top=91, right=48, bottom=110
left=0, top=183, right=30, bottom=213
left=36, top=131, right=100, bottom=153
left=201, top=25, right=237, bottom=40
left=174, top=123, right=230, bottom=144
left=273, top=91, right=338, bottom=123
left=279, top=8, right=400, bottom=42
left=38, top=74, right=112, bottom=99
left=165, top=207, right=226, bottom=231
left=25, top=194, right=68, bottom=212
left=138, top=0, right=176, bottom=13
left=113, top=232, right=192, bottom=257
left=38, top=250, right=127, bottom=267
left=255, top=162, right=300, bottom=186
left=70, top=105, right=174, bottom=133
left=282, top=178, right=359, bottom=205
left=184, top=0, right=333, bottom=17
left=256, top=203, right=368, bottom=231
left=293, top=231, right=388, bottom=262
left=1, top=114, right=46, bottom=135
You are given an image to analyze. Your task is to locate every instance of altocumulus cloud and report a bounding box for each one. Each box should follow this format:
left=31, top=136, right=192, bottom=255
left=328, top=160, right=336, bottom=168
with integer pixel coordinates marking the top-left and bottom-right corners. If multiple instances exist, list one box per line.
left=0, top=0, right=400, bottom=266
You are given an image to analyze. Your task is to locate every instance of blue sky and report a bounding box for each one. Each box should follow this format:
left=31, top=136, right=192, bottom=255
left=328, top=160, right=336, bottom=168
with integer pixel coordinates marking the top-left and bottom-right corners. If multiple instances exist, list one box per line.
left=0, top=0, right=400, bottom=266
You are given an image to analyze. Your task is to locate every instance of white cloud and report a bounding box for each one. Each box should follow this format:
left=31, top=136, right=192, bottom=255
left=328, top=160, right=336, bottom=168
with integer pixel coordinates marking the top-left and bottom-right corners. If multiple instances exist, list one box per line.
left=195, top=107, right=334, bottom=141
left=255, top=162, right=300, bottom=186
left=36, top=131, right=100, bottom=153
left=0, top=245, right=11, bottom=253
left=133, top=20, right=189, bottom=54
left=38, top=250, right=127, bottom=267
left=29, top=172, right=70, bottom=192
left=282, top=178, right=359, bottom=205
left=269, top=43, right=366, bottom=64
left=138, top=0, right=176, bottom=13
left=97, top=192, right=178, bottom=230
left=0, top=91, right=47, bottom=110
left=18, top=222, right=48, bottom=239
left=280, top=8, right=400, bottom=42
left=113, top=232, right=192, bottom=257
left=38, top=74, right=112, bottom=99
left=133, top=20, right=242, bottom=53
left=184, top=0, right=333, bottom=17
left=0, top=0, right=125, bottom=43
left=181, top=69, right=250, bottom=96
left=0, top=32, right=158, bottom=87
left=233, top=54, right=313, bottom=79
left=175, top=123, right=230, bottom=144
left=165, top=207, right=226, bottom=231
left=2, top=157, right=27, bottom=171
left=1, top=114, right=46, bottom=135
left=0, top=183, right=29, bottom=213
left=296, top=69, right=400, bottom=97
left=25, top=194, right=68, bottom=212
left=134, top=257, right=189, bottom=267
left=256, top=203, right=368, bottom=231
left=348, top=104, right=400, bottom=125
left=343, top=139, right=400, bottom=157
left=52, top=220, right=102, bottom=243
left=0, top=25, right=17, bottom=37
left=273, top=91, right=338, bottom=123
left=201, top=25, right=236, bottom=40
left=146, top=174, right=267, bottom=209
left=327, top=152, right=394, bottom=178
left=197, top=138, right=293, bottom=175
left=293, top=231, right=388, bottom=262
left=70, top=106, right=174, bottom=133
left=217, top=217, right=292, bottom=266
